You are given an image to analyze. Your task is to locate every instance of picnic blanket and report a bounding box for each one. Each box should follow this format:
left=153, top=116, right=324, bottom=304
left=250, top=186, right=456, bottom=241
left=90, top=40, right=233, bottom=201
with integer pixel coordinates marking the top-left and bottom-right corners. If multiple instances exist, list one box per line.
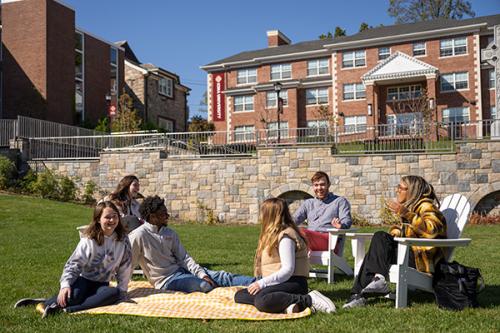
left=77, top=281, right=311, bottom=320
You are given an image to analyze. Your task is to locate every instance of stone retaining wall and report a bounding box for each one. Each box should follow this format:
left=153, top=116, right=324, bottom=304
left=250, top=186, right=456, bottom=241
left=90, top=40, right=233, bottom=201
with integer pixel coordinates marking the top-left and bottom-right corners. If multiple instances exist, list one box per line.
left=40, top=141, right=500, bottom=224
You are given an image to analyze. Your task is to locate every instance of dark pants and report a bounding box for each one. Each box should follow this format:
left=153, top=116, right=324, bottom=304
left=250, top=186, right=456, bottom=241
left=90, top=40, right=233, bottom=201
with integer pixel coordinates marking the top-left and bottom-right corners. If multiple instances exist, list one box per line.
left=351, top=231, right=416, bottom=295
left=234, top=276, right=311, bottom=313
left=45, top=276, right=120, bottom=313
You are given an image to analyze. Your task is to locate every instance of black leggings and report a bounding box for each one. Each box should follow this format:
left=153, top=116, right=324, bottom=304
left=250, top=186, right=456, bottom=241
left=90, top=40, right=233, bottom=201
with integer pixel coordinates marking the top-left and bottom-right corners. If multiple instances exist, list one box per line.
left=234, top=276, right=311, bottom=313
left=45, top=276, right=120, bottom=313
left=351, top=231, right=416, bottom=295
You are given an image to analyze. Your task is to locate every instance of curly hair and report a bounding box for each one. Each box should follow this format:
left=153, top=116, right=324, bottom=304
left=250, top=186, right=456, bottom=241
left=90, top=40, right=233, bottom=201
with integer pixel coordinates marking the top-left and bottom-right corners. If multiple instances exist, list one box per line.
left=139, top=195, right=165, bottom=222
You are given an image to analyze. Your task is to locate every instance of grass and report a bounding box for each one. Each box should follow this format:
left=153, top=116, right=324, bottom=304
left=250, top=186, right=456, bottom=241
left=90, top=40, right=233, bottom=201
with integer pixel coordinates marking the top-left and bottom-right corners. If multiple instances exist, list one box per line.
left=1, top=193, right=499, bottom=333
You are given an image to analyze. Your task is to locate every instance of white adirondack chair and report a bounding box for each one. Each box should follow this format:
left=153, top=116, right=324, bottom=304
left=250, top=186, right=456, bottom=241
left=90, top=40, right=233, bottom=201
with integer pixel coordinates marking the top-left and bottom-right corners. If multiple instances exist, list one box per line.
left=309, top=228, right=356, bottom=283
left=347, top=193, right=471, bottom=308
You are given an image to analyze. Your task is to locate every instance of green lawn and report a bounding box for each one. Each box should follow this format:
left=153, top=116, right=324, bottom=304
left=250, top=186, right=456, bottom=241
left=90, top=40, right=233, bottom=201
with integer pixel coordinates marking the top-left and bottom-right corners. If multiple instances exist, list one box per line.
left=1, top=193, right=499, bottom=333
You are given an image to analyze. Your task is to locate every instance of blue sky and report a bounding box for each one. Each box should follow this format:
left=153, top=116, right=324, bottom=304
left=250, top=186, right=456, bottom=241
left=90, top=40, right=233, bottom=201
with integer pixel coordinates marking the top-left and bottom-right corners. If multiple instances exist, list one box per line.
left=63, top=0, right=499, bottom=119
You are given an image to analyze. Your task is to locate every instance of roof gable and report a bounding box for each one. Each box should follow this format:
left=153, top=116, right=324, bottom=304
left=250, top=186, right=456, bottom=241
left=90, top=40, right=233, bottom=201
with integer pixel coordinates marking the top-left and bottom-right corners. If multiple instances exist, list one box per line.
left=362, top=51, right=437, bottom=82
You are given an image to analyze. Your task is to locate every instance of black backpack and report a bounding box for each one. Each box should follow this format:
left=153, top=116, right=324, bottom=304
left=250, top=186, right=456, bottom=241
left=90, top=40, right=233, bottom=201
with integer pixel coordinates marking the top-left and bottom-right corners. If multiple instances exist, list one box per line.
left=433, top=260, right=484, bottom=310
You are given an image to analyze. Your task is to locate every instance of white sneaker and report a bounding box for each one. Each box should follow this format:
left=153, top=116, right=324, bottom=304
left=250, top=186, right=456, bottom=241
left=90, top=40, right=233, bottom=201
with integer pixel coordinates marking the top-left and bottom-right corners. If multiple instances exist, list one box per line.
left=361, top=274, right=390, bottom=296
left=285, top=303, right=300, bottom=314
left=308, top=290, right=336, bottom=313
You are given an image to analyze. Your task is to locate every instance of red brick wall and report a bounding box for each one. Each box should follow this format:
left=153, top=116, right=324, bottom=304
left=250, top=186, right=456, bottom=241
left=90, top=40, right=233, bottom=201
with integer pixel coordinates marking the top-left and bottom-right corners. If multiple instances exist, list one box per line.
left=211, top=32, right=490, bottom=132
left=2, top=0, right=48, bottom=120
left=46, top=0, right=75, bottom=124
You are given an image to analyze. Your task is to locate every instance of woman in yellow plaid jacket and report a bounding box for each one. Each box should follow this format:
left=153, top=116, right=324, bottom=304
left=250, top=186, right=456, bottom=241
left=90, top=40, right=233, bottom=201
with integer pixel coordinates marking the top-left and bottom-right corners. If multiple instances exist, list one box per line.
left=343, top=175, right=447, bottom=309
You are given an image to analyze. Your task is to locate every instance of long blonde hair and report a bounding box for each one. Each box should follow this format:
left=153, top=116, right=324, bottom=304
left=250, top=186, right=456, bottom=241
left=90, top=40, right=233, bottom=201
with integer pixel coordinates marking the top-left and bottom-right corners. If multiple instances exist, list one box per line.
left=401, top=175, right=439, bottom=212
left=254, top=198, right=306, bottom=273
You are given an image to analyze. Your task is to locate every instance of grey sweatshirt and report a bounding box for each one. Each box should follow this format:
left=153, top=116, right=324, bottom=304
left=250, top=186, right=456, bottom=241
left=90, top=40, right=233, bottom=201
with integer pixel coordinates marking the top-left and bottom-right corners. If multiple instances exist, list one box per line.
left=128, top=222, right=207, bottom=289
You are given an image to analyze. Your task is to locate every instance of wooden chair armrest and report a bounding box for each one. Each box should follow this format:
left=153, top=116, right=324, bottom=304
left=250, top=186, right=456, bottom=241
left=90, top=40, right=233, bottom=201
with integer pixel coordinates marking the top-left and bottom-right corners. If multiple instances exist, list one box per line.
left=393, top=237, right=471, bottom=247
left=346, top=232, right=375, bottom=240
left=324, top=228, right=358, bottom=235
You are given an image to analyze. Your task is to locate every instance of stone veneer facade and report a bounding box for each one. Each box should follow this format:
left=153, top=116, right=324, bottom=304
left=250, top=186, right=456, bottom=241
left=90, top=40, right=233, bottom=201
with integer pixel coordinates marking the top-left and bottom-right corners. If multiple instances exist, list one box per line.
left=38, top=141, right=500, bottom=224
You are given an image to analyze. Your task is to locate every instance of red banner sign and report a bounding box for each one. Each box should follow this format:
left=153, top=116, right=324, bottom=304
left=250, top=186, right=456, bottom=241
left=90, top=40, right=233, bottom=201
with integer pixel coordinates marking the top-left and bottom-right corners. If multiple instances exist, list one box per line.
left=108, top=104, right=117, bottom=117
left=211, top=72, right=225, bottom=121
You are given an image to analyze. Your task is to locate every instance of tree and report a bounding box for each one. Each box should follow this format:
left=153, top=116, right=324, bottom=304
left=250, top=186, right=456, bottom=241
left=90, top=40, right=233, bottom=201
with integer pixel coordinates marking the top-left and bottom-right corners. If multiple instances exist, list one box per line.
left=334, top=26, right=346, bottom=38
left=198, top=90, right=208, bottom=114
left=359, top=22, right=372, bottom=32
left=319, top=32, right=333, bottom=40
left=188, top=115, right=215, bottom=132
left=388, top=0, right=475, bottom=24
left=111, top=91, right=142, bottom=133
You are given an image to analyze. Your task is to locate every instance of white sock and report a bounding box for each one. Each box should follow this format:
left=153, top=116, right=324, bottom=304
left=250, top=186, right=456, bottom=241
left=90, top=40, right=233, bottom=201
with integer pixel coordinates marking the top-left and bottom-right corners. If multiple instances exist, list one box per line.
left=374, top=273, right=386, bottom=281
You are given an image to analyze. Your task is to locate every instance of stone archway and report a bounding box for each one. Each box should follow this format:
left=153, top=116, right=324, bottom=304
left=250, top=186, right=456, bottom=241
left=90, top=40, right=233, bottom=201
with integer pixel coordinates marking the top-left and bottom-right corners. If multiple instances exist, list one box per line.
left=469, top=181, right=500, bottom=215
left=269, top=183, right=314, bottom=214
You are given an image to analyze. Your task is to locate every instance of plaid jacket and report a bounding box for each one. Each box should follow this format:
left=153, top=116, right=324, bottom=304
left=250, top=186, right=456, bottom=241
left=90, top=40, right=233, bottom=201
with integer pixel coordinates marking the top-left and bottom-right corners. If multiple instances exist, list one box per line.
left=389, top=198, right=447, bottom=273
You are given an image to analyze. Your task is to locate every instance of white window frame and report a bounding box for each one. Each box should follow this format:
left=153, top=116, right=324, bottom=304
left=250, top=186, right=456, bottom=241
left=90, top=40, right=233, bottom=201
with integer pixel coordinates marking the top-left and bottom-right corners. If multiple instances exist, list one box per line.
left=344, top=116, right=367, bottom=134
left=342, top=50, right=366, bottom=68
left=413, top=42, right=426, bottom=57
left=266, top=90, right=288, bottom=108
left=75, top=31, right=85, bottom=121
left=439, top=37, right=467, bottom=57
left=306, top=88, right=328, bottom=105
left=378, top=47, right=391, bottom=61
left=233, top=95, right=254, bottom=112
left=158, top=118, right=174, bottom=132
left=491, top=106, right=497, bottom=120
left=343, top=83, right=366, bottom=101
left=237, top=68, right=257, bottom=85
left=386, top=112, right=423, bottom=135
left=489, top=69, right=495, bottom=89
left=234, top=125, right=256, bottom=142
left=306, top=120, right=329, bottom=136
left=440, top=72, right=469, bottom=92
left=110, top=47, right=118, bottom=95
left=442, top=107, right=470, bottom=123
left=270, top=63, right=291, bottom=81
left=307, top=59, right=329, bottom=77
left=267, top=121, right=289, bottom=139
left=386, top=85, right=422, bottom=101
left=159, top=77, right=173, bottom=97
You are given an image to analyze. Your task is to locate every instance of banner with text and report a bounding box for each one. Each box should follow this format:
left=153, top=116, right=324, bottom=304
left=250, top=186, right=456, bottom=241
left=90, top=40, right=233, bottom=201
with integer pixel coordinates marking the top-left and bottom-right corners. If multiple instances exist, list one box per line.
left=211, top=73, right=225, bottom=121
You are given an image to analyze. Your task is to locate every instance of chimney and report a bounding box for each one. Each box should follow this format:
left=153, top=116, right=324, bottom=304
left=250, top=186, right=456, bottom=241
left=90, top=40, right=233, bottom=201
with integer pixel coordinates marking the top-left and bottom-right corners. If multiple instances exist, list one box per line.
left=267, top=30, right=291, bottom=48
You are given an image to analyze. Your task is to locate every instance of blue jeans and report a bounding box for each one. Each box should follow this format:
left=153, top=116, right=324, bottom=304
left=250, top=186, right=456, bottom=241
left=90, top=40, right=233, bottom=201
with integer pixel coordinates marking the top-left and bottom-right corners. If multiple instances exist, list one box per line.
left=45, top=276, right=120, bottom=313
left=162, top=267, right=256, bottom=293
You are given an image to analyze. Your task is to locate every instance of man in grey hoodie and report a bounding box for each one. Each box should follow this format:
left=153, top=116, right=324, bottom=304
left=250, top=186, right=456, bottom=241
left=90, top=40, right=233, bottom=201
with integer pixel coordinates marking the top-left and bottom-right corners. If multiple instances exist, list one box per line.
left=129, top=196, right=255, bottom=293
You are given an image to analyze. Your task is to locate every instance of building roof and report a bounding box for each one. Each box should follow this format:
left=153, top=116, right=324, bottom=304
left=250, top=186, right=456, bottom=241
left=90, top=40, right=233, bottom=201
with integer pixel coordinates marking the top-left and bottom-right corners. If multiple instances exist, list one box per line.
left=115, top=40, right=141, bottom=63
left=203, top=14, right=500, bottom=70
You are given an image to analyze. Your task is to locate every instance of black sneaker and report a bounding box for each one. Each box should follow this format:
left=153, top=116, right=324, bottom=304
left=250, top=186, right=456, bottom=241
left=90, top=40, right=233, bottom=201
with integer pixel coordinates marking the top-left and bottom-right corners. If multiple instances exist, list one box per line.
left=14, top=298, right=47, bottom=308
left=42, top=302, right=60, bottom=319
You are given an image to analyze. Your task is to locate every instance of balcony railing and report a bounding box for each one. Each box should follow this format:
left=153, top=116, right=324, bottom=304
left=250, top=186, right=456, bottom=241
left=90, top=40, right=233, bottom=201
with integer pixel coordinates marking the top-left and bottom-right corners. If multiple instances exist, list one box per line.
left=25, top=119, right=500, bottom=160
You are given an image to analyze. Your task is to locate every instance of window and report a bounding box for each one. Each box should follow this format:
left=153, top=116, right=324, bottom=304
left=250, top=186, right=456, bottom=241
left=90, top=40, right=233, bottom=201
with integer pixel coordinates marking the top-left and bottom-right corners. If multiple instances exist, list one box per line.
left=266, top=90, right=288, bottom=108
left=442, top=107, right=469, bottom=123
left=344, top=116, right=367, bottom=134
left=237, top=68, right=257, bottom=85
left=110, top=47, right=118, bottom=94
left=378, top=47, right=390, bottom=60
left=306, top=88, right=328, bottom=105
left=440, top=37, right=467, bottom=57
left=159, top=77, right=173, bottom=97
left=75, top=31, right=84, bottom=120
left=234, top=125, right=255, bottom=142
left=343, top=83, right=366, bottom=100
left=306, top=120, right=329, bottom=136
left=267, top=121, right=289, bottom=139
left=342, top=50, right=366, bottom=68
left=270, top=63, right=291, bottom=80
left=413, top=42, right=426, bottom=56
left=234, top=95, right=254, bottom=112
left=491, top=106, right=497, bottom=120
left=489, top=69, right=496, bottom=89
left=386, top=85, right=422, bottom=101
left=307, top=59, right=329, bottom=76
left=440, top=72, right=468, bottom=92
left=158, top=118, right=174, bottom=132
left=386, top=112, right=423, bottom=135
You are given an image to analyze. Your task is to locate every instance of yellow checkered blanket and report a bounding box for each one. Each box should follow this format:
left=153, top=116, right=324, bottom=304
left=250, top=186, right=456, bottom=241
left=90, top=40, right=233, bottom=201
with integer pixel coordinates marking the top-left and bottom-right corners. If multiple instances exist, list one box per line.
left=78, top=281, right=311, bottom=320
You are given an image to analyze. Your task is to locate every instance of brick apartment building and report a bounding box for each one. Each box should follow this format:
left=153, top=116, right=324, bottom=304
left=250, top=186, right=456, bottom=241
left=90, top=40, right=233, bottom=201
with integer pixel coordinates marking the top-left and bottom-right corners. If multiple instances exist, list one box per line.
left=202, top=15, right=499, bottom=140
left=1, top=0, right=124, bottom=126
left=118, top=41, right=190, bottom=132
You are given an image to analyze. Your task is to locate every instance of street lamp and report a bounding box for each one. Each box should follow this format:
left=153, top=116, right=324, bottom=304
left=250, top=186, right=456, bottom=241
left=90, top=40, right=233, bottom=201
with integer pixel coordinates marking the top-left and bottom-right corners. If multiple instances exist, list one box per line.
left=274, top=82, right=283, bottom=143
